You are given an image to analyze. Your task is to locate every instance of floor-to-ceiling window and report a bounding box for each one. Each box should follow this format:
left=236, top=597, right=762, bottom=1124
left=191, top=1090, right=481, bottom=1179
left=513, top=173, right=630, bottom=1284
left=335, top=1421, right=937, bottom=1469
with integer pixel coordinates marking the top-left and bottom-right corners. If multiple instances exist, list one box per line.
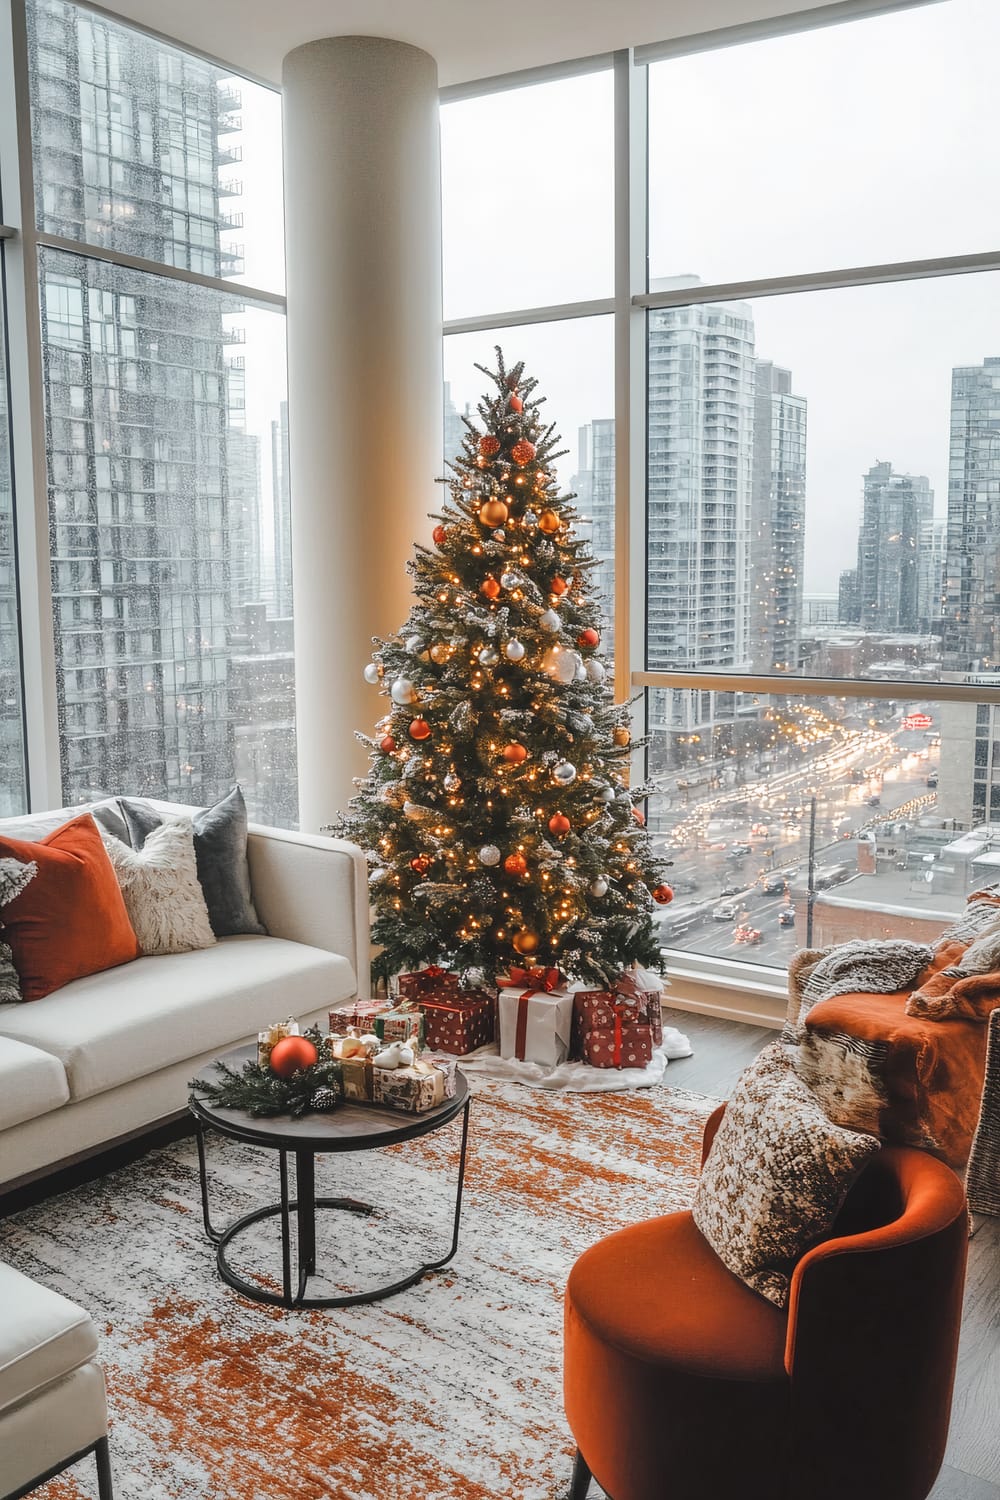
left=0, top=220, right=28, bottom=815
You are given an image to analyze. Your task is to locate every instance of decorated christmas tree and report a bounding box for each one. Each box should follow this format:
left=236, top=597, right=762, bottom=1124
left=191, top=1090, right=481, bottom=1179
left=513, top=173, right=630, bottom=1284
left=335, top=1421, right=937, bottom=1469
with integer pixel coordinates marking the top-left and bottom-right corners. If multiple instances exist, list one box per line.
left=337, top=350, right=672, bottom=987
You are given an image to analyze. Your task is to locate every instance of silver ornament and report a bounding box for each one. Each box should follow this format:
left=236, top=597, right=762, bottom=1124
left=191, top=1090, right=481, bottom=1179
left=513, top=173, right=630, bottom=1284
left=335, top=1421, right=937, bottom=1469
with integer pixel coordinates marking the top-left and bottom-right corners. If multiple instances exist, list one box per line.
left=591, top=876, right=609, bottom=898
left=479, top=844, right=501, bottom=866
left=542, top=645, right=576, bottom=684
left=524, top=509, right=538, bottom=526
left=598, top=786, right=615, bottom=804
left=478, top=646, right=500, bottom=666
left=586, top=658, right=606, bottom=684
left=405, top=634, right=423, bottom=655
left=493, top=530, right=506, bottom=541
left=363, top=662, right=381, bottom=685
left=443, top=771, right=461, bottom=792
left=390, top=677, right=417, bottom=705
left=500, top=571, right=519, bottom=590
left=539, top=609, right=560, bottom=633
left=553, top=760, right=577, bottom=785
left=505, top=638, right=526, bottom=662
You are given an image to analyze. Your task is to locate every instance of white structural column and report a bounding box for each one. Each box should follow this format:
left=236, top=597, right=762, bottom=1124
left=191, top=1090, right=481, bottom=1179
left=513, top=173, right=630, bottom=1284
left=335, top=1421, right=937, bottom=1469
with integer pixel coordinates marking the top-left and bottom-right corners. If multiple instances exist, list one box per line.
left=282, top=36, right=442, bottom=831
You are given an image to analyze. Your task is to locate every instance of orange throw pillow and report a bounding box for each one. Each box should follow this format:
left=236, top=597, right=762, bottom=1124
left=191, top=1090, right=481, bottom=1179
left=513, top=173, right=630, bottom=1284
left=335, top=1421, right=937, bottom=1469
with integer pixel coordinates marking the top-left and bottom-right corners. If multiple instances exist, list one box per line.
left=0, top=814, right=141, bottom=1000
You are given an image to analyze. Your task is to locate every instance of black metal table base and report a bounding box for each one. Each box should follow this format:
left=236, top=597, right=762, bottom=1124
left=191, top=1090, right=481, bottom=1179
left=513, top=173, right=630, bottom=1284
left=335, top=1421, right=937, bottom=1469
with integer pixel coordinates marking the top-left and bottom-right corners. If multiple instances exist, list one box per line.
left=194, top=1099, right=471, bottom=1309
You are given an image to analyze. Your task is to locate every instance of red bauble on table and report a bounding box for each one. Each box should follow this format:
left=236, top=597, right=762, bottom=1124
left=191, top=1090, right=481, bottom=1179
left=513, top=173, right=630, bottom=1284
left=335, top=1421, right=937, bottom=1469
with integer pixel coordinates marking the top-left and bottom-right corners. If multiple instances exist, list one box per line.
left=503, top=742, right=528, bottom=764
left=432, top=524, right=447, bottom=546
left=378, top=734, right=397, bottom=753
left=548, top=813, right=571, bottom=837
left=409, top=718, right=431, bottom=741
left=511, top=438, right=536, bottom=467
left=268, top=1035, right=319, bottom=1078
left=577, top=627, right=600, bottom=648
left=504, top=852, right=528, bottom=876
left=652, top=884, right=674, bottom=905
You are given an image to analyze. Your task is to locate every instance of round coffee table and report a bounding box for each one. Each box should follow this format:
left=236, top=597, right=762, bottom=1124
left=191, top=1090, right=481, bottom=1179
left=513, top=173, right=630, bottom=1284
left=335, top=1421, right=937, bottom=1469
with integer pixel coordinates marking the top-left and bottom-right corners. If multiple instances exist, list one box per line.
left=189, top=1045, right=471, bottom=1310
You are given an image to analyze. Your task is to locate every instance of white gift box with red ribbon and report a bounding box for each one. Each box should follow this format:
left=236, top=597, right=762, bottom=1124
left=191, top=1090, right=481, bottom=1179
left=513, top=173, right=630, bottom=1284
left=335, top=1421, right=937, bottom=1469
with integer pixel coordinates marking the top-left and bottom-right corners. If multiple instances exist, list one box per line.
left=497, top=967, right=576, bottom=1069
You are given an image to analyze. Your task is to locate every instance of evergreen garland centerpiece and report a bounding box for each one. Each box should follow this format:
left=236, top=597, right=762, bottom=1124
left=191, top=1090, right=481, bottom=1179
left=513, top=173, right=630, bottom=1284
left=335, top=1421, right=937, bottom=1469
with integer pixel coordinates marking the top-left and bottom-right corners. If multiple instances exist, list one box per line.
left=337, top=349, right=672, bottom=987
left=191, top=1029, right=344, bottom=1117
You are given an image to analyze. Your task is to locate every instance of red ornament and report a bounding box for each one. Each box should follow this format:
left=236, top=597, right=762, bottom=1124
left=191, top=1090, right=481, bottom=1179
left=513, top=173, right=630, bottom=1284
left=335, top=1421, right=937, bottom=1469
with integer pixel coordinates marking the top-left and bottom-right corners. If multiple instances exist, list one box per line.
left=504, top=852, right=528, bottom=876
left=578, top=627, right=600, bottom=648
left=652, top=884, right=674, bottom=905
left=548, top=813, right=571, bottom=837
left=409, top=718, right=431, bottom=741
left=479, top=498, right=509, bottom=527
left=550, top=576, right=569, bottom=597
left=479, top=435, right=501, bottom=458
left=378, top=734, right=397, bottom=754
left=503, top=742, right=528, bottom=764
left=269, top=1035, right=319, bottom=1078
left=481, top=577, right=501, bottom=600
left=632, top=806, right=645, bottom=826
left=432, top=523, right=447, bottom=546
left=410, top=854, right=431, bottom=875
left=509, top=394, right=523, bottom=413
left=511, top=439, right=536, bottom=467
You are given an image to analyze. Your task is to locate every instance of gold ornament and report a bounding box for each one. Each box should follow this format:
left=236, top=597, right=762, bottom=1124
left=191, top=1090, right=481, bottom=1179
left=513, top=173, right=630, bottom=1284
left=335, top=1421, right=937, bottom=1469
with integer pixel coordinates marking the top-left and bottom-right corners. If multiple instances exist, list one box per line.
left=537, top=509, right=561, bottom=534
left=479, top=498, right=509, bottom=527
left=613, top=726, right=631, bottom=747
left=512, top=929, right=541, bottom=956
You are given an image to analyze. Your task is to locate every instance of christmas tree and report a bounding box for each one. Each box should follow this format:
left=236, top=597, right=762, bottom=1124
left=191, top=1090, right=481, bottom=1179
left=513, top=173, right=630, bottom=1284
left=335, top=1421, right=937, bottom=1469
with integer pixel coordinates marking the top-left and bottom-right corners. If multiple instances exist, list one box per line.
left=337, top=349, right=672, bottom=987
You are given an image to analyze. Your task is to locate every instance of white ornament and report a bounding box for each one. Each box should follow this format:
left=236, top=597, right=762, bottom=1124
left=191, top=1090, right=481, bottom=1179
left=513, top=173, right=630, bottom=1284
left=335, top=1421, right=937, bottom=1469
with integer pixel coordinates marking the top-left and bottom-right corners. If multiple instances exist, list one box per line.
left=478, top=646, right=499, bottom=666
left=574, top=656, right=587, bottom=681
left=539, top=609, right=561, bottom=633
left=554, top=760, right=577, bottom=785
left=444, top=771, right=461, bottom=792
left=429, top=642, right=449, bottom=664
left=505, top=639, right=526, bottom=662
left=586, top=659, right=606, bottom=684
left=500, top=571, right=519, bottom=590
left=591, top=876, right=609, bottom=898
left=391, top=677, right=417, bottom=705
left=405, top=635, right=423, bottom=654
left=542, top=646, right=576, bottom=685
left=598, top=786, right=615, bottom=804
left=479, top=844, right=501, bottom=866
left=363, top=662, right=381, bottom=685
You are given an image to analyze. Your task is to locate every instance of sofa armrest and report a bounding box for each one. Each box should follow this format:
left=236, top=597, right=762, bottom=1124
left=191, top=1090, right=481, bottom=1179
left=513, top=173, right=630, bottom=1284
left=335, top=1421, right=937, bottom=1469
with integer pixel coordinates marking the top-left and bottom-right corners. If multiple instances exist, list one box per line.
left=246, top=826, right=370, bottom=991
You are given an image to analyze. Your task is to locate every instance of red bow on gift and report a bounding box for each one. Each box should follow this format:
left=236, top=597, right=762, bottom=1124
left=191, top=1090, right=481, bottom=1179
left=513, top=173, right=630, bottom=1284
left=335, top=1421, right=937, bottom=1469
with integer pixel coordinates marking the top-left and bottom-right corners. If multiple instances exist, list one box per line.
left=509, top=966, right=563, bottom=995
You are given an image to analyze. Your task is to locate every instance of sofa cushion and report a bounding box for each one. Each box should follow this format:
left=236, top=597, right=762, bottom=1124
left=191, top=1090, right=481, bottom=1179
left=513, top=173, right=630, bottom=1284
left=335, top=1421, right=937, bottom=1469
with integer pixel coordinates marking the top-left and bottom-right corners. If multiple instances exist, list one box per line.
left=0, top=936, right=355, bottom=1101
left=101, top=817, right=216, bottom=956
left=0, top=815, right=141, bottom=1001
left=0, top=1036, right=70, bottom=1130
left=0, top=1263, right=98, bottom=1415
left=0, top=798, right=129, bottom=846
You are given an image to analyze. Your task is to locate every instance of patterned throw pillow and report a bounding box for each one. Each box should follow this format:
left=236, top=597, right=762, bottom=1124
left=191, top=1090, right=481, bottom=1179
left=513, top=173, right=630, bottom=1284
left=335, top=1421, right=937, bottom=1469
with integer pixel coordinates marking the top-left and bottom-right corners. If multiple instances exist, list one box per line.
left=102, top=818, right=216, bottom=956
left=693, top=1043, right=880, bottom=1307
left=0, top=858, right=38, bottom=1004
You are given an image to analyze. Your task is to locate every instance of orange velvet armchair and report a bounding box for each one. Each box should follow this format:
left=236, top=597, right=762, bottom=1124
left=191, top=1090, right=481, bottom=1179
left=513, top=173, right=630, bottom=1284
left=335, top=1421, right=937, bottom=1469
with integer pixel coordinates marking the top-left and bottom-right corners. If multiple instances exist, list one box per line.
left=563, top=1106, right=968, bottom=1500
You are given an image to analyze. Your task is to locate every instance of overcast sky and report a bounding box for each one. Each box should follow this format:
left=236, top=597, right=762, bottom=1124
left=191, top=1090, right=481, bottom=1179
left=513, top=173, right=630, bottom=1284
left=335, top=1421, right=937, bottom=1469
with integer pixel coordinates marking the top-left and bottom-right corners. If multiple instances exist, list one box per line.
left=440, top=0, right=998, bottom=594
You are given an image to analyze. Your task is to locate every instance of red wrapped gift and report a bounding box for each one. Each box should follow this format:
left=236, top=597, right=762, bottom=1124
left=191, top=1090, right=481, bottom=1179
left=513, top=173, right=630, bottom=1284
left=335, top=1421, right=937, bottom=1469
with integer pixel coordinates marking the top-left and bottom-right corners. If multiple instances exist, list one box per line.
left=396, top=966, right=460, bottom=1003
left=329, top=999, right=385, bottom=1036
left=417, top=988, right=495, bottom=1055
left=572, top=974, right=662, bottom=1058
left=582, top=1020, right=654, bottom=1070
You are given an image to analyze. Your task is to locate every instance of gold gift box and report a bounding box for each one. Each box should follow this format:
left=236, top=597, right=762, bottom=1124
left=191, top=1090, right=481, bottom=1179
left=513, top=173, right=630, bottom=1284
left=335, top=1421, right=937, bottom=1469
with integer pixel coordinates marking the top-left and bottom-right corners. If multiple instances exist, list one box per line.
left=340, top=1056, right=373, bottom=1102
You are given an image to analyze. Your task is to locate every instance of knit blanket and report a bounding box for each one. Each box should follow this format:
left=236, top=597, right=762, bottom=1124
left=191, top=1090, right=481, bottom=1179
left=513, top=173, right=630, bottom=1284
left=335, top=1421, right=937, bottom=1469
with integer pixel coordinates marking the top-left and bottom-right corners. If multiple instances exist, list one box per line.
left=786, top=938, right=933, bottom=1037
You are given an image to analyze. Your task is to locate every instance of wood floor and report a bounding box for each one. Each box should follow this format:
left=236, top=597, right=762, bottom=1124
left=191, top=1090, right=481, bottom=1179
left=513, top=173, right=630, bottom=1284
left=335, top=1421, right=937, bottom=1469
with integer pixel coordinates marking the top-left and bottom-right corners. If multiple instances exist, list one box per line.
left=660, top=1006, right=1000, bottom=1500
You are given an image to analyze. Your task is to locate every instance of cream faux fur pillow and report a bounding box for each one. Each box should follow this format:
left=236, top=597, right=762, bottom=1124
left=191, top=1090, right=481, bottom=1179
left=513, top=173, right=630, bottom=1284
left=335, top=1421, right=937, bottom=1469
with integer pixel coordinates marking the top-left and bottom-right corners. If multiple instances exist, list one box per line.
left=102, top=818, right=216, bottom=956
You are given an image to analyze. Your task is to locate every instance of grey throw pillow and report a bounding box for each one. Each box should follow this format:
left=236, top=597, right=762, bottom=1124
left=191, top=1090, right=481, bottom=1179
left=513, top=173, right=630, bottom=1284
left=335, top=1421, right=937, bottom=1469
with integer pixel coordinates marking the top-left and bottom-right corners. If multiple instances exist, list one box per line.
left=0, top=798, right=131, bottom=845
left=119, top=787, right=265, bottom=938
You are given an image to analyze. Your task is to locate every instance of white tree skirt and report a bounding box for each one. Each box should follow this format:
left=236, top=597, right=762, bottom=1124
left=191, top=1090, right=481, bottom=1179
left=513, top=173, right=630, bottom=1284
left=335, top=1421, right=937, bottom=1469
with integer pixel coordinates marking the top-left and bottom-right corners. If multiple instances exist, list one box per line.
left=457, top=1027, right=692, bottom=1091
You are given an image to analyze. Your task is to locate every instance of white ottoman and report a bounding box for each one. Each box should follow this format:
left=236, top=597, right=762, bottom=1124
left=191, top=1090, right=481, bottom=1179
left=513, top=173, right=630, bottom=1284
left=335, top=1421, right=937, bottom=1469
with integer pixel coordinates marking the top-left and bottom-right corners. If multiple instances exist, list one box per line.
left=0, top=1264, right=112, bottom=1499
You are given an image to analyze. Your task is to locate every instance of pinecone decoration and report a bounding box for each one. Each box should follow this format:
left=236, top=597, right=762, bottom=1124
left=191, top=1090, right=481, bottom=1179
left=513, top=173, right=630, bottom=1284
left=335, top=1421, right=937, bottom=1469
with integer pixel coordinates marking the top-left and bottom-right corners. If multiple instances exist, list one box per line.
left=310, top=1086, right=341, bottom=1112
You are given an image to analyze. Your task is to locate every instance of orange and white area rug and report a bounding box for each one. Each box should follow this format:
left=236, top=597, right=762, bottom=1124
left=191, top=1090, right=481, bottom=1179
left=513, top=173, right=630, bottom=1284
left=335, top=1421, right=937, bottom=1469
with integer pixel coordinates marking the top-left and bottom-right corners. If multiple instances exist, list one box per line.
left=1, top=1077, right=717, bottom=1500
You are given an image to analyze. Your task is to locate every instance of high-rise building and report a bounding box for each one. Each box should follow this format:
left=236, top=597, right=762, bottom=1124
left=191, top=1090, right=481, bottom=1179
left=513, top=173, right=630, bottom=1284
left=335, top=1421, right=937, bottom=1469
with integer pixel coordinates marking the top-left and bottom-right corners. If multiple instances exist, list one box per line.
left=270, top=400, right=293, bottom=618
left=943, top=357, right=1000, bottom=671
left=750, top=361, right=807, bottom=673
left=854, top=461, right=932, bottom=633
left=571, top=418, right=615, bottom=656
left=29, top=0, right=295, bottom=822
left=838, top=567, right=861, bottom=624
left=917, top=518, right=947, bottom=636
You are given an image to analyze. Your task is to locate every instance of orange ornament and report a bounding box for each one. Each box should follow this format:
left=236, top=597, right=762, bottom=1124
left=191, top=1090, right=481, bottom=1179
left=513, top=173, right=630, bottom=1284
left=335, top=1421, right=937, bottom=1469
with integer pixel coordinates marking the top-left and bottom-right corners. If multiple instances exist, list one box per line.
left=632, top=806, right=645, bottom=826
left=409, top=718, right=431, bottom=741
left=481, top=577, right=501, bottom=600
left=511, top=438, right=536, bottom=467
left=548, top=813, right=571, bottom=837
left=538, top=509, right=561, bottom=534
left=479, top=435, right=501, bottom=458
left=509, top=394, right=523, bottom=413
left=577, top=627, right=600, bottom=648
left=378, top=734, right=397, bottom=753
left=550, top=576, right=569, bottom=597
left=512, top=928, right=540, bottom=955
left=432, top=524, right=446, bottom=545
left=479, top=498, right=509, bottom=527
left=410, top=854, right=431, bottom=875
left=504, top=852, right=528, bottom=876
left=612, top=726, right=631, bottom=747
left=269, top=1035, right=319, bottom=1078
left=503, top=742, right=528, bottom=764
left=652, top=884, right=674, bottom=904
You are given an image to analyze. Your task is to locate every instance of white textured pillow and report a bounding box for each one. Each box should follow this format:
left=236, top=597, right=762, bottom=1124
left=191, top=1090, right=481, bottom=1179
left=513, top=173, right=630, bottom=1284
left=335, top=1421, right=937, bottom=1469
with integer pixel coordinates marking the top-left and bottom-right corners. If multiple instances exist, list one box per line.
left=102, top=818, right=216, bottom=956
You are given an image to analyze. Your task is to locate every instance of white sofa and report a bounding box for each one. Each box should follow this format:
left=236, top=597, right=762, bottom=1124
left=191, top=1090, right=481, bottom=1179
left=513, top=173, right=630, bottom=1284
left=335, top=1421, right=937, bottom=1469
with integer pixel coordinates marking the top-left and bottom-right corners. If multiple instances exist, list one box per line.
left=0, top=804, right=370, bottom=1196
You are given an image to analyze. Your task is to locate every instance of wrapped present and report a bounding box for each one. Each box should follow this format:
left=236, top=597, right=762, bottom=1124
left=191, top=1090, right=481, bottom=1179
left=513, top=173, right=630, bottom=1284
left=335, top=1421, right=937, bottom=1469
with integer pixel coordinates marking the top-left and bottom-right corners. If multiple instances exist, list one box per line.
left=497, top=967, right=574, bottom=1068
left=417, top=988, right=495, bottom=1055
left=257, top=1017, right=299, bottom=1067
left=373, top=1001, right=426, bottom=1047
left=340, top=1055, right=373, bottom=1102
left=396, top=966, right=460, bottom=1003
left=420, top=1053, right=458, bottom=1100
left=329, top=999, right=385, bottom=1036
left=372, top=1062, right=439, bottom=1113
left=582, top=1017, right=654, bottom=1070
left=572, top=972, right=664, bottom=1058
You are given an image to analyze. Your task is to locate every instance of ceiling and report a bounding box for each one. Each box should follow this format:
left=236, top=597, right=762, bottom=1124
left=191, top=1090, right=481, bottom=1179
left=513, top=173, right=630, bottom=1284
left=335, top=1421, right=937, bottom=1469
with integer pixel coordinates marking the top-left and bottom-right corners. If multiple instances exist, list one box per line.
left=100, top=0, right=840, bottom=87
